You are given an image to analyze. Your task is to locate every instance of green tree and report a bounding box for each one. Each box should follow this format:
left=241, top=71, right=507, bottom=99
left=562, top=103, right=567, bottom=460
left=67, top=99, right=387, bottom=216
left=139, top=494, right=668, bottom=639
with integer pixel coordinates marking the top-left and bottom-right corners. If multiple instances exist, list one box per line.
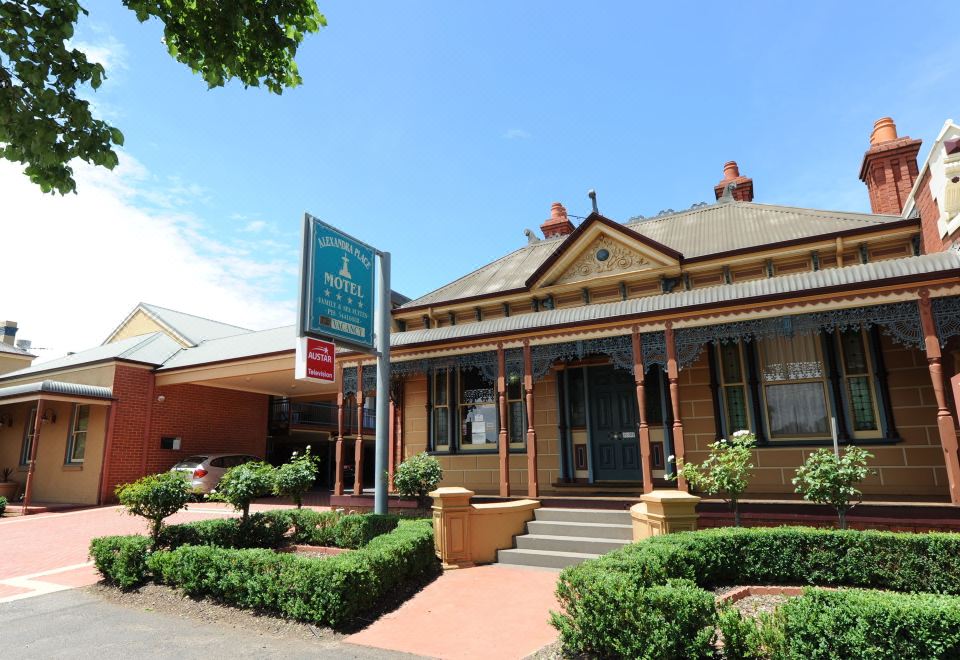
left=393, top=452, right=443, bottom=507
left=273, top=445, right=319, bottom=508
left=793, top=446, right=873, bottom=530
left=674, top=430, right=755, bottom=527
left=1, top=1, right=325, bottom=194
left=211, top=460, right=275, bottom=522
left=115, top=471, right=191, bottom=545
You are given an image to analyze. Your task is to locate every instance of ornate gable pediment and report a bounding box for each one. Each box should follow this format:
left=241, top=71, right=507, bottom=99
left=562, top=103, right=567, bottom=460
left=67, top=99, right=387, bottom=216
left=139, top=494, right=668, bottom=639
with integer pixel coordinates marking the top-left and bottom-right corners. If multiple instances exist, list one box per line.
left=527, top=214, right=681, bottom=289
left=554, top=234, right=654, bottom=285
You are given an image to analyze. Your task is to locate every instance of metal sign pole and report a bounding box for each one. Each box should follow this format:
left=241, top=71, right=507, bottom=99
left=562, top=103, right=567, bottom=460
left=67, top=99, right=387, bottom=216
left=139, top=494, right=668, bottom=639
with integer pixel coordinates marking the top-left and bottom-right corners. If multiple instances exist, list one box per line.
left=374, top=251, right=391, bottom=514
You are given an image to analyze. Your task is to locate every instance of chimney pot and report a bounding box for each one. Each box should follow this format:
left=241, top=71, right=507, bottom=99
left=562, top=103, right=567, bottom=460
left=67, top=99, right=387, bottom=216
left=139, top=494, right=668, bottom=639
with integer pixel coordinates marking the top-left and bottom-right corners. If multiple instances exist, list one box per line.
left=723, top=161, right=740, bottom=180
left=2, top=321, right=17, bottom=346
left=540, top=201, right=575, bottom=238
left=870, top=117, right=898, bottom=145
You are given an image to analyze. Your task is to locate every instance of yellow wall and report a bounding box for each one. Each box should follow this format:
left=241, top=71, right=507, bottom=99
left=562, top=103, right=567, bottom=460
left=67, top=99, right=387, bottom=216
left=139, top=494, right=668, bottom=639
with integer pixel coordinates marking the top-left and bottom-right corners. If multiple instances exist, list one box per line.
left=0, top=400, right=108, bottom=505
left=0, top=364, right=115, bottom=390
left=0, top=353, right=33, bottom=376
left=109, top=309, right=186, bottom=346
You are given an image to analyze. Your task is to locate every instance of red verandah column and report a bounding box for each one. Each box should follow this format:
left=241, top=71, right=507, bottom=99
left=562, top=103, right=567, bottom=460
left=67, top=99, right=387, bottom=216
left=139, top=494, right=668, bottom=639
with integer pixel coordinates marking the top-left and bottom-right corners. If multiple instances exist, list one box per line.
left=21, top=400, right=45, bottom=515
left=632, top=326, right=655, bottom=494
left=333, top=363, right=345, bottom=497
left=523, top=340, right=538, bottom=498
left=497, top=343, right=510, bottom=497
left=665, top=322, right=688, bottom=492
left=354, top=364, right=365, bottom=496
left=919, top=290, right=960, bottom=504
left=388, top=397, right=396, bottom=491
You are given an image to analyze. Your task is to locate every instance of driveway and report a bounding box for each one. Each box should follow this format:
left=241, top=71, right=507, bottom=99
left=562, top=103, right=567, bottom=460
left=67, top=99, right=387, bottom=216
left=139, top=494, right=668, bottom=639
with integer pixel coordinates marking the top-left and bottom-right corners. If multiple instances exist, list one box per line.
left=0, top=502, right=294, bottom=602
left=1, top=589, right=422, bottom=660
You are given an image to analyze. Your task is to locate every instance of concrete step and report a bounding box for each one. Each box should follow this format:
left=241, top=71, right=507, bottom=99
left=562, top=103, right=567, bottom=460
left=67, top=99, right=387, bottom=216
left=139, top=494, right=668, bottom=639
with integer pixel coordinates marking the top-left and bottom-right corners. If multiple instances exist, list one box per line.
left=497, top=547, right=599, bottom=570
left=516, top=533, right=631, bottom=555
left=534, top=507, right=632, bottom=525
left=526, top=519, right=634, bottom=540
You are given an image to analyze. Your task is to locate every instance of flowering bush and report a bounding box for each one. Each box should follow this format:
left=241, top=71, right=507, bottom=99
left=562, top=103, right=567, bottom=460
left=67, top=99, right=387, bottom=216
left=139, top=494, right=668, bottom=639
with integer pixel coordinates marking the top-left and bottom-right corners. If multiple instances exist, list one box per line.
left=211, top=460, right=275, bottom=521
left=674, top=430, right=755, bottom=526
left=273, top=446, right=319, bottom=508
left=393, top=452, right=443, bottom=505
left=793, top=446, right=873, bottom=529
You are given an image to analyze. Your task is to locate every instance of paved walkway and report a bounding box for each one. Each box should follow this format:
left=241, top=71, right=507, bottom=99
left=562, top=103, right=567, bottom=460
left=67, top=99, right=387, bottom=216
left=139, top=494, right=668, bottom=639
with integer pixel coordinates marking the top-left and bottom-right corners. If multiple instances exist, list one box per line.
left=0, top=502, right=299, bottom=603
left=347, top=565, right=561, bottom=660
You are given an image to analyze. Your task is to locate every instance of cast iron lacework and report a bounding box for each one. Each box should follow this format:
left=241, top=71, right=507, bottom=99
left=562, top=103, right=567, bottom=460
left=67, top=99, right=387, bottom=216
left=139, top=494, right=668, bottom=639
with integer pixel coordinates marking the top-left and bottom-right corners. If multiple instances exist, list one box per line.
left=934, top=296, right=960, bottom=347
left=340, top=366, right=379, bottom=394
left=530, top=335, right=634, bottom=381
left=673, top=301, right=924, bottom=370
left=641, top=331, right=666, bottom=369
left=387, top=348, right=524, bottom=386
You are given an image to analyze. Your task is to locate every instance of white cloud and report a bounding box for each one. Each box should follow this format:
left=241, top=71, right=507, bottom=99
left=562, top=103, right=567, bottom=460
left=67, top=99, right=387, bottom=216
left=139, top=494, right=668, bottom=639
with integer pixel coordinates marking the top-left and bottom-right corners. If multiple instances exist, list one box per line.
left=70, top=36, right=129, bottom=72
left=503, top=128, right=531, bottom=140
left=242, top=219, right=269, bottom=233
left=0, top=157, right=296, bottom=363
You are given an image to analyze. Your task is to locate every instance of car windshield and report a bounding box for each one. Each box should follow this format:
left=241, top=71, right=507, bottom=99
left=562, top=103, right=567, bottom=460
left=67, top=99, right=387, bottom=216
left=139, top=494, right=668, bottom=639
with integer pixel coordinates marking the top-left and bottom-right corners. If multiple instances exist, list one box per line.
left=173, top=456, right=208, bottom=469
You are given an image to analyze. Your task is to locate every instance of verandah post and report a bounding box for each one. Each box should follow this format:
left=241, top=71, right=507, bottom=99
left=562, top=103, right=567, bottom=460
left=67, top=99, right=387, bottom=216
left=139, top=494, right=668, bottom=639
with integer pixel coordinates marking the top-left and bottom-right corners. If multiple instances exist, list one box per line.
left=354, top=364, right=364, bottom=496
left=665, top=322, right=687, bottom=492
left=523, top=340, right=538, bottom=498
left=334, top=363, right=345, bottom=496
left=919, top=290, right=960, bottom=504
left=632, top=326, right=654, bottom=494
left=21, top=400, right=45, bottom=515
left=497, top=343, right=511, bottom=497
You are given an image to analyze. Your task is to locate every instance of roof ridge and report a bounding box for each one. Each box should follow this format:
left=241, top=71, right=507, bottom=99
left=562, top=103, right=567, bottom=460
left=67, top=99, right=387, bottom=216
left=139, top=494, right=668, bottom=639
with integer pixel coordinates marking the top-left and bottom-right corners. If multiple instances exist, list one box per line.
left=140, top=302, right=252, bottom=332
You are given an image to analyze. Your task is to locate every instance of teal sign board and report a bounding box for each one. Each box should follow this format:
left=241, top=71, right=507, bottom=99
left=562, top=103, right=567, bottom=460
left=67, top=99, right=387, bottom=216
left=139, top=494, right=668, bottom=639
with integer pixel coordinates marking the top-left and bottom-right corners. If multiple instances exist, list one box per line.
left=299, top=214, right=376, bottom=353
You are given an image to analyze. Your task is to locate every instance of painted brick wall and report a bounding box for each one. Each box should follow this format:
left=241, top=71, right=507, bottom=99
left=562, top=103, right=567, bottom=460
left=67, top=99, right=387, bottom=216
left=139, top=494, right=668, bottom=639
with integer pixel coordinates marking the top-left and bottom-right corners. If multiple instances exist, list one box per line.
left=916, top=169, right=950, bottom=253
left=103, top=365, right=269, bottom=501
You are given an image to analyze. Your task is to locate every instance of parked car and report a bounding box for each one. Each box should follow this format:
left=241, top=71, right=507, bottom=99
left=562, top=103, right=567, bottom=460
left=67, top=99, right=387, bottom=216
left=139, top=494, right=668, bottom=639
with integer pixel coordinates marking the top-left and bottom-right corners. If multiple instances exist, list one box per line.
left=170, top=453, right=261, bottom=494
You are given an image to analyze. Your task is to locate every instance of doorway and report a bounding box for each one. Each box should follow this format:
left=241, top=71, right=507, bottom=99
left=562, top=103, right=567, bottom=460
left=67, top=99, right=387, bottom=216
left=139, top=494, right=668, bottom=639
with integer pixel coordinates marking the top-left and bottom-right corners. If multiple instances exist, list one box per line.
left=588, top=365, right=643, bottom=481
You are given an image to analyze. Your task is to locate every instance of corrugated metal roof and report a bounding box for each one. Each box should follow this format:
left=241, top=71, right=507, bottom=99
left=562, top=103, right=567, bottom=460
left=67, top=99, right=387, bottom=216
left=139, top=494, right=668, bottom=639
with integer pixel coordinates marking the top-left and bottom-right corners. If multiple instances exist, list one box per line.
left=0, top=332, right=182, bottom=381
left=158, top=325, right=297, bottom=370
left=626, top=202, right=897, bottom=259
left=392, top=250, right=960, bottom=346
left=138, top=303, right=251, bottom=346
left=400, top=201, right=903, bottom=309
left=0, top=342, right=35, bottom=357
left=0, top=380, right=113, bottom=401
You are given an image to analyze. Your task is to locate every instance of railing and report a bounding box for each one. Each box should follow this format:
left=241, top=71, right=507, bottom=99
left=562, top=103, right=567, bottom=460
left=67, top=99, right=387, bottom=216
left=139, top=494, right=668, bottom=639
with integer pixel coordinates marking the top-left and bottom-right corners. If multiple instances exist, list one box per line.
left=269, top=398, right=376, bottom=434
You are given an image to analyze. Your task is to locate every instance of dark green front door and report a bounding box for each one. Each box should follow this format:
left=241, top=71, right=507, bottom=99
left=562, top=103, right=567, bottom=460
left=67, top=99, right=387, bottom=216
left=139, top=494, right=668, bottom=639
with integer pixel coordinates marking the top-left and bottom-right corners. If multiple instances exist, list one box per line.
left=588, top=365, right=642, bottom=481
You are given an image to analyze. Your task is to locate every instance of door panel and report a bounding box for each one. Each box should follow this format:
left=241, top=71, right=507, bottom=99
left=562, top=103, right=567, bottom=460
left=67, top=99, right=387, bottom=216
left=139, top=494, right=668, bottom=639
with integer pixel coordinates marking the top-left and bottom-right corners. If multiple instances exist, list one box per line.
left=589, top=365, right=643, bottom=481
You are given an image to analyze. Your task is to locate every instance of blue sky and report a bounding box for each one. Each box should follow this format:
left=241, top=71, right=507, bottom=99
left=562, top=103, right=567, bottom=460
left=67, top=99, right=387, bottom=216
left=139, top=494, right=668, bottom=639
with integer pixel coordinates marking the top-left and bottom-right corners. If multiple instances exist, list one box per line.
left=5, top=1, right=959, bottom=358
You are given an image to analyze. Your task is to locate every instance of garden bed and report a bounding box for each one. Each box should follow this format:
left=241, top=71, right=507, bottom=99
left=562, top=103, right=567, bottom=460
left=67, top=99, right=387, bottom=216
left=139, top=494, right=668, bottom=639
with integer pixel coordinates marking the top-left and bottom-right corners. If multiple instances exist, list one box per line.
left=551, top=526, right=960, bottom=659
left=90, top=510, right=439, bottom=630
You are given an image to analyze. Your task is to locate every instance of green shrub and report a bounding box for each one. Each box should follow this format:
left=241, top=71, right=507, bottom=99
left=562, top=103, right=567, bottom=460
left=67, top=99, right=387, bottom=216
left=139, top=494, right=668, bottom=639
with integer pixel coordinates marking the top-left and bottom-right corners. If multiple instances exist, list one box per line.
left=89, top=535, right=152, bottom=589
left=333, top=513, right=400, bottom=549
left=717, top=607, right=785, bottom=659
left=148, top=518, right=436, bottom=629
left=285, top=508, right=342, bottom=545
left=273, top=446, right=319, bottom=508
left=551, top=576, right=715, bottom=659
left=777, top=588, right=960, bottom=659
left=552, top=526, right=960, bottom=657
left=793, top=446, right=873, bottom=529
left=393, top=452, right=442, bottom=504
left=157, top=511, right=290, bottom=550
left=210, top=460, right=275, bottom=521
left=115, top=471, right=191, bottom=544
left=675, top=430, right=755, bottom=526
left=0, top=495, right=6, bottom=516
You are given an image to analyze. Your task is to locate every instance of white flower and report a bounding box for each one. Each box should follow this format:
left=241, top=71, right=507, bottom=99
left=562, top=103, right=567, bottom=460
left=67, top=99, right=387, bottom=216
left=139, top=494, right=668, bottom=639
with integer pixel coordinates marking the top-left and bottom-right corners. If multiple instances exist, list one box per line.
left=667, top=455, right=675, bottom=462
left=306, top=445, right=312, bottom=451
left=732, top=429, right=751, bottom=437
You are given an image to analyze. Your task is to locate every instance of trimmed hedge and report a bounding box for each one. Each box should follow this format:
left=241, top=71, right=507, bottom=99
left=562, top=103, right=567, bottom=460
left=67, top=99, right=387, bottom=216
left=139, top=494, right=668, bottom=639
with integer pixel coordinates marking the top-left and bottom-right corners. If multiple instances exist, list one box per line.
left=149, top=519, right=435, bottom=628
left=332, top=513, right=400, bottom=549
left=719, top=588, right=960, bottom=659
left=157, top=510, right=290, bottom=550
left=285, top=508, right=342, bottom=545
left=90, top=535, right=152, bottom=589
left=553, top=527, right=960, bottom=658
left=0, top=495, right=6, bottom=516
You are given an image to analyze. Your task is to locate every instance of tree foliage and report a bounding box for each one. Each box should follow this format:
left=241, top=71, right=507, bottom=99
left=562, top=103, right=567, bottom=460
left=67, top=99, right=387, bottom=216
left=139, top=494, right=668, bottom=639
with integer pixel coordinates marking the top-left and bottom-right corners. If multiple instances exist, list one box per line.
left=272, top=445, right=319, bottom=508
left=793, top=446, right=873, bottom=529
left=115, top=471, right=191, bottom=544
left=210, top=460, right=275, bottom=521
left=674, top=430, right=755, bottom=526
left=0, top=0, right=325, bottom=194
left=393, top=452, right=443, bottom=506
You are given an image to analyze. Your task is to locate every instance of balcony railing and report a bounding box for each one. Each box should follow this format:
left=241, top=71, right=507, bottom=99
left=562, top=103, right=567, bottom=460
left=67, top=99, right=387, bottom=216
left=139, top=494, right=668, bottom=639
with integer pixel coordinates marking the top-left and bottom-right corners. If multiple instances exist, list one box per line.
left=269, top=398, right=376, bottom=435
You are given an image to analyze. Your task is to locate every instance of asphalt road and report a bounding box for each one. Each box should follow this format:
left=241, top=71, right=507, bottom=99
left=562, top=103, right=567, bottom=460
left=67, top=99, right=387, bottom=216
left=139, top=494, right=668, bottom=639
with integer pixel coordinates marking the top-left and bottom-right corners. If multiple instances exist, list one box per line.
left=1, top=589, right=427, bottom=660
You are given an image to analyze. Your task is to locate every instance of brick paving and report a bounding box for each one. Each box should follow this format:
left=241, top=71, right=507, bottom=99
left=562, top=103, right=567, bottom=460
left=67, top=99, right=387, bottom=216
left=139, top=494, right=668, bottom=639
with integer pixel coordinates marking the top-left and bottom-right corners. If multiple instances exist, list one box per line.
left=347, top=565, right=561, bottom=659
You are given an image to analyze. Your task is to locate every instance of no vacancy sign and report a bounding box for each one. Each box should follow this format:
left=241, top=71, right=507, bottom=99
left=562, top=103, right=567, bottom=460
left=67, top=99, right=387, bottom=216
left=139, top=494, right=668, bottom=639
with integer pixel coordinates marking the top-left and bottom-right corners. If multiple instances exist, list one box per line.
left=295, top=336, right=335, bottom=383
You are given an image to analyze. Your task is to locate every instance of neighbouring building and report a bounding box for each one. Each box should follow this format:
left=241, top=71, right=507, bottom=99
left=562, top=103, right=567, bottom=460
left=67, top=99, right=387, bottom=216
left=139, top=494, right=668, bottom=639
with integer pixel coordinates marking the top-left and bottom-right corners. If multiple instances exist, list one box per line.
left=0, top=321, right=36, bottom=375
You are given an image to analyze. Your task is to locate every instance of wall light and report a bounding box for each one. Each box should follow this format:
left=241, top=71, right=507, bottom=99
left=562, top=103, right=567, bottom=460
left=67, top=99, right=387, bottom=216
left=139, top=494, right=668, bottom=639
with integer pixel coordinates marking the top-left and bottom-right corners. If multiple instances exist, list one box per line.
left=157, top=395, right=166, bottom=403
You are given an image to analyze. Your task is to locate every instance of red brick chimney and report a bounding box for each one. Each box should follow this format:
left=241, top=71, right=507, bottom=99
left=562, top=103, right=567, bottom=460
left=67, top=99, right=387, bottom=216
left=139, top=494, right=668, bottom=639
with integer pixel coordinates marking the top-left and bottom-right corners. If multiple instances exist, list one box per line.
left=859, top=117, right=921, bottom=215
left=713, top=161, right=754, bottom=202
left=541, top=202, right=575, bottom=238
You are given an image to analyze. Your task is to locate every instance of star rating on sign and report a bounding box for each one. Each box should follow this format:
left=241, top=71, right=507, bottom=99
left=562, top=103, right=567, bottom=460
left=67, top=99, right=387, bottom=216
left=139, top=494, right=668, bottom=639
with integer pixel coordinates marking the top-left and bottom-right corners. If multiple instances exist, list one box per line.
left=324, top=289, right=331, bottom=297
left=347, top=297, right=353, bottom=305
left=336, top=293, right=343, bottom=301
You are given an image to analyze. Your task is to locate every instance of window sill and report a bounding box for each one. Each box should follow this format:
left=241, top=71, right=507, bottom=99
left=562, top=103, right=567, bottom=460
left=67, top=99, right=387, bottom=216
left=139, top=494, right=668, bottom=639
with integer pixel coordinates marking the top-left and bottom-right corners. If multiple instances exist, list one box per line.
left=755, top=436, right=902, bottom=448
left=62, top=464, right=83, bottom=471
left=427, top=448, right=529, bottom=457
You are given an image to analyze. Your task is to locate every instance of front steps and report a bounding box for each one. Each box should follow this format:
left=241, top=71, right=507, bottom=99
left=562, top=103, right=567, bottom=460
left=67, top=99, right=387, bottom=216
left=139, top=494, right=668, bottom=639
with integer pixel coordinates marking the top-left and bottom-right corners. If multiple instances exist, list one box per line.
left=497, top=507, right=633, bottom=569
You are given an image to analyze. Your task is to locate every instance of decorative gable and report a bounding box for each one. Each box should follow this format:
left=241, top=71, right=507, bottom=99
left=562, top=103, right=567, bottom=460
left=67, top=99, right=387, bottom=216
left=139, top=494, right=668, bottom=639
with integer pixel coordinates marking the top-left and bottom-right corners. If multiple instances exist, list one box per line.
left=526, top=213, right=681, bottom=289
